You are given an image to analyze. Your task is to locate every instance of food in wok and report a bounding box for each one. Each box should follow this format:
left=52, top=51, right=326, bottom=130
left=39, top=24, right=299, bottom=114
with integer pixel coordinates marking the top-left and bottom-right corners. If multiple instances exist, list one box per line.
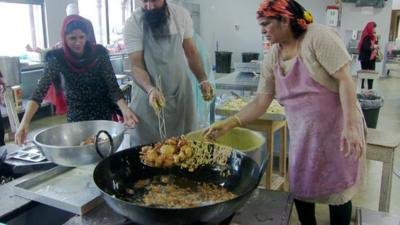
left=93, top=142, right=265, bottom=225
left=140, top=136, right=233, bottom=172
left=122, top=175, right=237, bottom=208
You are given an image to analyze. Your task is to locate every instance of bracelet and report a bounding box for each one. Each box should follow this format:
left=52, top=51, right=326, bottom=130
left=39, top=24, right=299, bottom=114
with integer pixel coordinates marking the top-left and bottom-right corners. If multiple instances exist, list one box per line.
left=233, top=115, right=242, bottom=126
left=147, top=87, right=156, bottom=96
left=199, top=80, right=209, bottom=86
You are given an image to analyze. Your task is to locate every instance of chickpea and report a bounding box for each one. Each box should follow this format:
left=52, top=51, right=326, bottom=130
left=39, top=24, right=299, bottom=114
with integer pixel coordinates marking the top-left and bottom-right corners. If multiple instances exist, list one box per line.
left=181, top=145, right=193, bottom=157
left=163, top=157, right=175, bottom=167
left=160, top=145, right=176, bottom=156
left=146, top=149, right=158, bottom=162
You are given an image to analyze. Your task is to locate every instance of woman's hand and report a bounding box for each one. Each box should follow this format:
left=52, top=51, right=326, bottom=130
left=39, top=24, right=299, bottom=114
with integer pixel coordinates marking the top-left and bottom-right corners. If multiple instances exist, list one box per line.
left=148, top=88, right=166, bottom=114
left=199, top=80, right=214, bottom=101
left=116, top=98, right=139, bottom=128
left=203, top=116, right=240, bottom=141
left=15, top=123, right=30, bottom=145
left=122, top=108, right=139, bottom=128
left=340, top=123, right=364, bottom=160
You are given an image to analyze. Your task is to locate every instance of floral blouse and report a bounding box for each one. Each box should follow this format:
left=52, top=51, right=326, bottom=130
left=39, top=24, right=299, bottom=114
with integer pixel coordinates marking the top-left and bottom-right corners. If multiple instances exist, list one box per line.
left=31, top=46, right=124, bottom=122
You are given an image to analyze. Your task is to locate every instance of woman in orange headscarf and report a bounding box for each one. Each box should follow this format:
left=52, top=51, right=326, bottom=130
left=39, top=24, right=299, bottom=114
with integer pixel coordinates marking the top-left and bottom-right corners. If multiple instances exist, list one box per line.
left=204, top=1, right=366, bottom=224
left=358, top=21, right=378, bottom=89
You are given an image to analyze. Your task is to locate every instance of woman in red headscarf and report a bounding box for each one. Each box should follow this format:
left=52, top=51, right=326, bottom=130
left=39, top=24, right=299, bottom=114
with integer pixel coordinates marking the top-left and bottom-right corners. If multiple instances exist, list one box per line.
left=358, top=21, right=378, bottom=89
left=15, top=15, right=139, bottom=145
left=204, top=0, right=366, bottom=224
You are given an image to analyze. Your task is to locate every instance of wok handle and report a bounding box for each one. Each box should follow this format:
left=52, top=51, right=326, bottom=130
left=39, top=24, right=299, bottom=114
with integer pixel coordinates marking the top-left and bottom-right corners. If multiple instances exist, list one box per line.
left=95, top=130, right=114, bottom=159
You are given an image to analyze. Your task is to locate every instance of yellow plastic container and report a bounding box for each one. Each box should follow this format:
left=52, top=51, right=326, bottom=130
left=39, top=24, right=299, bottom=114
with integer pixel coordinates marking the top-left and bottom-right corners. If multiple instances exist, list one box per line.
left=186, top=127, right=267, bottom=169
left=186, top=127, right=265, bottom=152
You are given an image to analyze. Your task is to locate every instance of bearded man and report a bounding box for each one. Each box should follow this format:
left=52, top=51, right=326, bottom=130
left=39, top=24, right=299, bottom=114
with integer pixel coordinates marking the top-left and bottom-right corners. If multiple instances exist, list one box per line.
left=123, top=0, right=214, bottom=146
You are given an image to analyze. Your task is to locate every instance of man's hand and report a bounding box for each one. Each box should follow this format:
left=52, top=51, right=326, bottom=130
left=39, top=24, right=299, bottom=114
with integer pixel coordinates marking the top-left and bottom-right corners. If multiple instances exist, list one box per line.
left=199, top=80, right=214, bottom=101
left=149, top=88, right=166, bottom=114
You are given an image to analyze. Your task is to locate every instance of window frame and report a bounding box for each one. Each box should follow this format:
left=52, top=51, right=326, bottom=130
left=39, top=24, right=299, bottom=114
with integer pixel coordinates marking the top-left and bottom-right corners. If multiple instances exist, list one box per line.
left=0, top=0, right=48, bottom=48
left=80, top=0, right=137, bottom=45
left=104, top=0, right=135, bottom=44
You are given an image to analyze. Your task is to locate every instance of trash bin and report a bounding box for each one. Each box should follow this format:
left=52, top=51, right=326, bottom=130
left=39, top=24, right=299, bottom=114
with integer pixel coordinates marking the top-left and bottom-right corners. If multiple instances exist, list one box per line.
left=215, top=51, right=232, bottom=73
left=242, top=52, right=259, bottom=63
left=357, top=92, right=384, bottom=128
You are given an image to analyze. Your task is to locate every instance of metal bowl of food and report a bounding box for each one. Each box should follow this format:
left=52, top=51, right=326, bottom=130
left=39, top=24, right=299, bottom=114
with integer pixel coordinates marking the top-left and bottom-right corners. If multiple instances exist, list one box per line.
left=33, top=120, right=125, bottom=167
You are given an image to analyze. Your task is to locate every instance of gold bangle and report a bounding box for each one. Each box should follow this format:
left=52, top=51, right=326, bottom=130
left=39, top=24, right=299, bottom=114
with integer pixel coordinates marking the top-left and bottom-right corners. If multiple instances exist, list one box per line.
left=233, top=115, right=242, bottom=126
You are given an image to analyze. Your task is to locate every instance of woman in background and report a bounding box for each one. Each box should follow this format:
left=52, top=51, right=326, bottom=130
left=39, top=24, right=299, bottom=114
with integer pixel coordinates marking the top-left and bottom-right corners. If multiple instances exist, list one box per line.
left=15, top=15, right=138, bottom=145
left=358, top=21, right=379, bottom=90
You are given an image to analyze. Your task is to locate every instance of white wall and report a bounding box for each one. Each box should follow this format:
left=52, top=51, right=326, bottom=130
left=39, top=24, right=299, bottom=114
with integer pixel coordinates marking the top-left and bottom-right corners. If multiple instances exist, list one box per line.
left=393, top=0, right=400, bottom=9
left=44, top=0, right=77, bottom=46
left=184, top=0, right=334, bottom=66
left=43, top=0, right=393, bottom=73
left=183, top=0, right=345, bottom=66
left=185, top=0, right=263, bottom=65
left=297, top=0, right=332, bottom=25
left=184, top=0, right=392, bottom=74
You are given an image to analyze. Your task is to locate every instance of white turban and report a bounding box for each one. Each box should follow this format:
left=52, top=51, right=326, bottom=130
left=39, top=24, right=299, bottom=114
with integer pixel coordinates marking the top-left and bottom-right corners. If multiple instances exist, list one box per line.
left=66, top=3, right=79, bottom=16
left=168, top=0, right=183, bottom=6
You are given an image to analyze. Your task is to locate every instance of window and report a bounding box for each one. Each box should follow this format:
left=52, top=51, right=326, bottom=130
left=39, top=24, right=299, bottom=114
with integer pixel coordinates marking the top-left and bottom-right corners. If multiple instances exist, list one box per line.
left=0, top=1, right=46, bottom=56
left=109, top=0, right=134, bottom=44
left=78, top=0, right=134, bottom=46
left=78, top=0, right=107, bottom=44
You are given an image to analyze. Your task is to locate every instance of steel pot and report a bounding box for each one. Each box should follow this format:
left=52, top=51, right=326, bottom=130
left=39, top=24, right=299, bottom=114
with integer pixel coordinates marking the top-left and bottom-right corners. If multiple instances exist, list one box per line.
left=33, top=120, right=125, bottom=167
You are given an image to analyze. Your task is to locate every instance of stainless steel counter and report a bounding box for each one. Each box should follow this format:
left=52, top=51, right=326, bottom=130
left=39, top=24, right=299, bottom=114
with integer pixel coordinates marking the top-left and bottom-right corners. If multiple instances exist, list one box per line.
left=0, top=172, right=293, bottom=225
left=215, top=72, right=259, bottom=92
left=20, top=62, right=45, bottom=72
left=63, top=188, right=293, bottom=225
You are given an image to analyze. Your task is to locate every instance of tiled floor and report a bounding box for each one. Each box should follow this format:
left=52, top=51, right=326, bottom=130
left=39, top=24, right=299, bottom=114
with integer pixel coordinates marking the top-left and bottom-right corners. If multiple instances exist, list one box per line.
left=24, top=76, right=400, bottom=225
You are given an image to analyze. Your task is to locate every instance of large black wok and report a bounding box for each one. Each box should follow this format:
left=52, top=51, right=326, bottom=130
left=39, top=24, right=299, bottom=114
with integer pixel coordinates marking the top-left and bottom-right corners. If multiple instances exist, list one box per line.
left=93, top=144, right=267, bottom=225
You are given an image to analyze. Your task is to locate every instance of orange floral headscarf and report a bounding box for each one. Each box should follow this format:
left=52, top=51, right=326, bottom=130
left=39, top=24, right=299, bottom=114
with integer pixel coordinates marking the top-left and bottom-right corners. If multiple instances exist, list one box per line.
left=257, top=0, right=313, bottom=30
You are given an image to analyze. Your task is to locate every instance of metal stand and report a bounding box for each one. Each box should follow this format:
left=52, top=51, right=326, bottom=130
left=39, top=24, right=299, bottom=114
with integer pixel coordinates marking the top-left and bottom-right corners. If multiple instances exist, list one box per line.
left=4, top=87, right=20, bottom=133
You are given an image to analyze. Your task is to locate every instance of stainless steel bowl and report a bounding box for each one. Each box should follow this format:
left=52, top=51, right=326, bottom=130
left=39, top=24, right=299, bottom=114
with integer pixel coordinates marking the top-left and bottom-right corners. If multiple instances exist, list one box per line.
left=33, top=120, right=125, bottom=167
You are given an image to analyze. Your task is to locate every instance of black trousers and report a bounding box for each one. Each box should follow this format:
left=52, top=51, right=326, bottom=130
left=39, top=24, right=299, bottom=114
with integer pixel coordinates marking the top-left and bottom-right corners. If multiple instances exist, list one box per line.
left=294, top=199, right=352, bottom=225
left=360, top=60, right=376, bottom=90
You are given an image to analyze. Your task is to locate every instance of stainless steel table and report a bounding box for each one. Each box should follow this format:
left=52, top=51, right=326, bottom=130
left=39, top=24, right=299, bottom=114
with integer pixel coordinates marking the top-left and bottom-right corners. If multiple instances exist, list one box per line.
left=215, top=72, right=259, bottom=93
left=212, top=72, right=260, bottom=123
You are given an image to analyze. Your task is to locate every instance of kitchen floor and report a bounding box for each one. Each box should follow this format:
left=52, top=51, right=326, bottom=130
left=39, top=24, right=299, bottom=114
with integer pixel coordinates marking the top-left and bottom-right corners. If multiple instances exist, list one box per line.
left=24, top=75, right=400, bottom=225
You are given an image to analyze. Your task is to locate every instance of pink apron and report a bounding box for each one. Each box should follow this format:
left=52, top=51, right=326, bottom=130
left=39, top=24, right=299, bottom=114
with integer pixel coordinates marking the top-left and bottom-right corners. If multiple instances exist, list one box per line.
left=274, top=56, right=360, bottom=199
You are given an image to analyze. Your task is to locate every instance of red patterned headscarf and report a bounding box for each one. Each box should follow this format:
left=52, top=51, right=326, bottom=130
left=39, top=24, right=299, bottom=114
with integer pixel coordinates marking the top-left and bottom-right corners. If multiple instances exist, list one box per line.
left=257, top=0, right=313, bottom=30
left=358, top=21, right=376, bottom=51
left=44, top=15, right=98, bottom=115
left=61, top=15, right=97, bottom=73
